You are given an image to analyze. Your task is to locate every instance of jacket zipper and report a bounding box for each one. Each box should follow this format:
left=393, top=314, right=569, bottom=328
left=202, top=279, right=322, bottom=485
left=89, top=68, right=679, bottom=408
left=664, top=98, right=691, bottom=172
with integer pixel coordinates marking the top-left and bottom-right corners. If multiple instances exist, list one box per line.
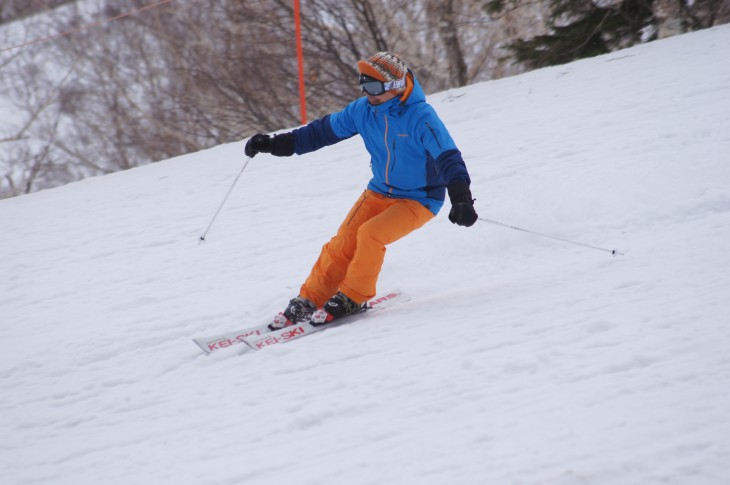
left=383, top=114, right=393, bottom=194
left=425, top=122, right=442, bottom=149
left=391, top=140, right=398, bottom=173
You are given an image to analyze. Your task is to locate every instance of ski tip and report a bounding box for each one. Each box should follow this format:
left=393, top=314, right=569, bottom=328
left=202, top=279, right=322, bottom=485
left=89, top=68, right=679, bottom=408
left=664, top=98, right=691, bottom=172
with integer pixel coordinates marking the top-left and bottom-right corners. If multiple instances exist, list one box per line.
left=192, top=338, right=213, bottom=354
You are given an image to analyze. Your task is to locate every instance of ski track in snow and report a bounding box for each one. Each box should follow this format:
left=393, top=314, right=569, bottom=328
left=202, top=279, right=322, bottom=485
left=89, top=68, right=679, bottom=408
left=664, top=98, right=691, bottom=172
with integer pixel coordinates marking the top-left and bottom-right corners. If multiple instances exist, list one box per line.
left=2, top=25, right=730, bottom=485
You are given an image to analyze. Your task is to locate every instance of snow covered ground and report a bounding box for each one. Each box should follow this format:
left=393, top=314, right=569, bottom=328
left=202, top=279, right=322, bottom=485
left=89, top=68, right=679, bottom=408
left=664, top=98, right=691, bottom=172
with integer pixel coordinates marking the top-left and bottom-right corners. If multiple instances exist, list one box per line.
left=2, top=25, right=730, bottom=485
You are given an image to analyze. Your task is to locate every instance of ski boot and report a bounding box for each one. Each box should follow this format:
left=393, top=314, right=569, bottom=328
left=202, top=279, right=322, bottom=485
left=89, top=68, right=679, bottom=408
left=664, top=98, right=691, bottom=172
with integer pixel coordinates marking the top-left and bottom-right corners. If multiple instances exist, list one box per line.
left=269, top=296, right=316, bottom=331
left=310, top=292, right=365, bottom=326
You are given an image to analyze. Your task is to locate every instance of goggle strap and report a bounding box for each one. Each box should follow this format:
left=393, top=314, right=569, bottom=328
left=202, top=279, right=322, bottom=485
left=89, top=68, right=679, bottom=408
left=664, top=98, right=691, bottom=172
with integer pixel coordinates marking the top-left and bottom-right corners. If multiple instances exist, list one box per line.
left=383, top=75, right=406, bottom=91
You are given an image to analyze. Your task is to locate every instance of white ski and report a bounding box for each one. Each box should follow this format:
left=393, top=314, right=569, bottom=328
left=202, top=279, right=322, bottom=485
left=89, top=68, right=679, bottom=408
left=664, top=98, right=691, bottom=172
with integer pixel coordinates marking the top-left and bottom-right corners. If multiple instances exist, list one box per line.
left=193, top=323, right=271, bottom=354
left=192, top=290, right=409, bottom=354
left=243, top=290, right=410, bottom=351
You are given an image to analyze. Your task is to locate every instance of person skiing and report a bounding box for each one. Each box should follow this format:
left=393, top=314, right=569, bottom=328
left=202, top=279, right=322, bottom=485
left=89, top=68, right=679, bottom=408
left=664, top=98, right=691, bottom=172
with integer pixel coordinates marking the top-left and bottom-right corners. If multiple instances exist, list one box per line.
left=244, top=52, right=477, bottom=328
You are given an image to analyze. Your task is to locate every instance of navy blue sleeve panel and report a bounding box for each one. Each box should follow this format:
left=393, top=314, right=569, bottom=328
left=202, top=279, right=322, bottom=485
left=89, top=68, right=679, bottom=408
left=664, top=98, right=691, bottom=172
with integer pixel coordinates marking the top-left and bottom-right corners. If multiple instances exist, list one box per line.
left=437, top=148, right=471, bottom=186
left=291, top=114, right=352, bottom=155
left=417, top=107, right=471, bottom=187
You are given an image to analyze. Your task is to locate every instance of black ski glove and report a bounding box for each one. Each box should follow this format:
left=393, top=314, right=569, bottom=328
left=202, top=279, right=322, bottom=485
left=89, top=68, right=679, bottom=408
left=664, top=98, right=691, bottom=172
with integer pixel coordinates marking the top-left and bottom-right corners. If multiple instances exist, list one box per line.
left=244, top=133, right=295, bottom=158
left=447, top=181, right=478, bottom=227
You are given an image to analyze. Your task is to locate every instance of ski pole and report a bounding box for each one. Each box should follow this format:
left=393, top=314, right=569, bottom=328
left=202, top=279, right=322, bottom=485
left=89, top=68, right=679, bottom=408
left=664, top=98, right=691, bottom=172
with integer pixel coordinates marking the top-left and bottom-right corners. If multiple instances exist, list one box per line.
left=199, top=156, right=251, bottom=243
left=477, top=217, right=624, bottom=256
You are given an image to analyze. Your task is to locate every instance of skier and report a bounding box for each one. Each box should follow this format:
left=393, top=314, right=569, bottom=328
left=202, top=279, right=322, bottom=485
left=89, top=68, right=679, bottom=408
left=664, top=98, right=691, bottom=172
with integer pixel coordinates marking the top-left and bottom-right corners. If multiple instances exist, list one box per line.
left=244, top=52, right=477, bottom=328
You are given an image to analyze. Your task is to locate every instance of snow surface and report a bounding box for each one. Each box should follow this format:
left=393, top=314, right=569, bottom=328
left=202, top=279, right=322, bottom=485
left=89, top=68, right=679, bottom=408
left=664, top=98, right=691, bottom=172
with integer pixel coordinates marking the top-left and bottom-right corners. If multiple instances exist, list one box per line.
left=2, top=25, right=730, bottom=485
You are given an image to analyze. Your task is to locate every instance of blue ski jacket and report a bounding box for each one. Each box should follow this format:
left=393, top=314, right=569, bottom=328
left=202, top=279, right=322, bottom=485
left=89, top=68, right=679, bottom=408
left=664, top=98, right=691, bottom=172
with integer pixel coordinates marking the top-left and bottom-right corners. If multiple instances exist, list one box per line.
left=291, top=71, right=470, bottom=215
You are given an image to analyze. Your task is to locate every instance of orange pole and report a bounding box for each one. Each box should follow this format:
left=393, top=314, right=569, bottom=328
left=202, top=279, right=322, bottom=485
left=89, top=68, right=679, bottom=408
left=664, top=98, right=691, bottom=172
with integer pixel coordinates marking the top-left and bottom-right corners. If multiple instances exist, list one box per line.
left=294, top=0, right=307, bottom=125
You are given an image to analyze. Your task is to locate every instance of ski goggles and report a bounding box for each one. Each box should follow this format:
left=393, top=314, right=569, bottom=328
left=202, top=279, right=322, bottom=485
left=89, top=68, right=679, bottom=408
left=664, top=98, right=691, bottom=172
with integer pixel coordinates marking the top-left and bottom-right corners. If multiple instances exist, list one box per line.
left=359, top=73, right=406, bottom=96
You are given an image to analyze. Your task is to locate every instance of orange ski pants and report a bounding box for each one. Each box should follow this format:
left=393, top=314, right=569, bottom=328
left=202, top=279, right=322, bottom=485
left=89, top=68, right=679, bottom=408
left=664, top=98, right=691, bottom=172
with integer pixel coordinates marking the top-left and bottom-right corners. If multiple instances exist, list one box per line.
left=300, top=190, right=435, bottom=306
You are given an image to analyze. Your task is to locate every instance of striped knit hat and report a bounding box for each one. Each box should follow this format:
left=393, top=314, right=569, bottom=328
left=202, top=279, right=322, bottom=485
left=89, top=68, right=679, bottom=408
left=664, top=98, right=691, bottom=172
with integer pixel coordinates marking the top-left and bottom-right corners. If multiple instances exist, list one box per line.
left=357, top=52, right=408, bottom=94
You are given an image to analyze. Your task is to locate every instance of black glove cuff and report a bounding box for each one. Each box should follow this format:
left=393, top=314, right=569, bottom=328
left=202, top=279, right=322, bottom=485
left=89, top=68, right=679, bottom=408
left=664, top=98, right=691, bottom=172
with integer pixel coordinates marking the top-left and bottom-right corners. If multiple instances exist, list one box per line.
left=447, top=180, right=473, bottom=204
left=271, top=133, right=296, bottom=157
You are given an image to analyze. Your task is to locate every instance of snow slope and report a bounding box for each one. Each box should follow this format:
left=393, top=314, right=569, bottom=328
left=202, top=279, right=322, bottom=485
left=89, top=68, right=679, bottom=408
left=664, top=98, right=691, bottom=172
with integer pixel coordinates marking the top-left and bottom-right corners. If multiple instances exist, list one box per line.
left=2, top=25, right=730, bottom=485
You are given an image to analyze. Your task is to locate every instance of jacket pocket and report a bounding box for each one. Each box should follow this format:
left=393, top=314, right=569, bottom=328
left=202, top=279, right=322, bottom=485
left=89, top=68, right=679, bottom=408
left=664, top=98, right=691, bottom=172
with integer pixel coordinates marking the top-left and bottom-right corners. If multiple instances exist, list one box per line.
left=390, top=140, right=398, bottom=174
